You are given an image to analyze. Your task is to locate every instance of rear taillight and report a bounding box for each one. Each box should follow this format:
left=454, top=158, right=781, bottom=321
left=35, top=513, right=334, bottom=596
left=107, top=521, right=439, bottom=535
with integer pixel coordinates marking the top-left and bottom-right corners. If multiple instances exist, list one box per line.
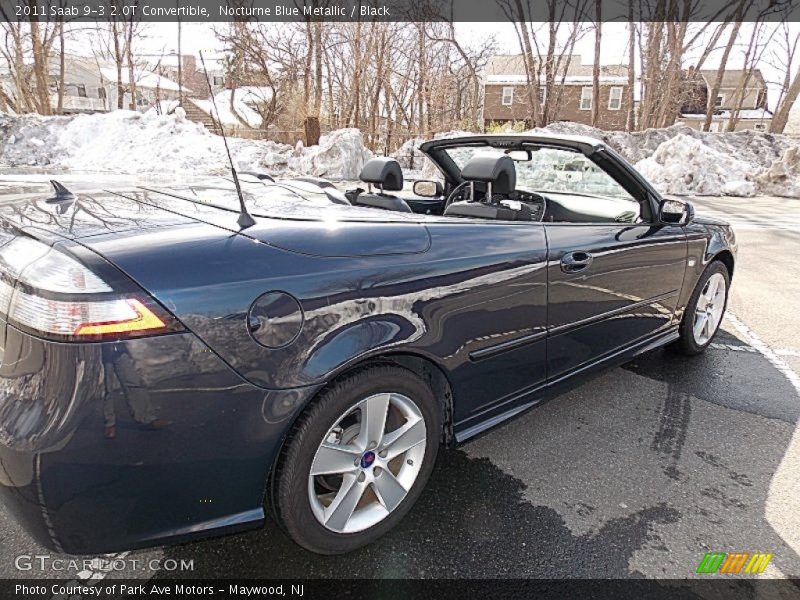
left=0, top=236, right=182, bottom=342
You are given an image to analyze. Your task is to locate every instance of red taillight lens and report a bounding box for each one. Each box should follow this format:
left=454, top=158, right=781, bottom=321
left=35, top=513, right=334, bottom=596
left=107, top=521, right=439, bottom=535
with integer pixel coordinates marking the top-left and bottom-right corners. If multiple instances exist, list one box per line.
left=0, top=236, right=181, bottom=342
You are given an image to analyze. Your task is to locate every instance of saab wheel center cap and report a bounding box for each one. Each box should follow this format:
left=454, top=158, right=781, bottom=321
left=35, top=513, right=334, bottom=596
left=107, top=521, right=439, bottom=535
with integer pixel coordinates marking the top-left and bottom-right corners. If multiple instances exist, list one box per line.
left=360, top=451, right=376, bottom=469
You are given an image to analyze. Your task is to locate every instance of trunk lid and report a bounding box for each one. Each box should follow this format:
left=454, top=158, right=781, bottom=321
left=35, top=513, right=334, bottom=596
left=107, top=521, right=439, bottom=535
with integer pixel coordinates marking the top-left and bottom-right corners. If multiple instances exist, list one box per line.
left=0, top=180, right=431, bottom=257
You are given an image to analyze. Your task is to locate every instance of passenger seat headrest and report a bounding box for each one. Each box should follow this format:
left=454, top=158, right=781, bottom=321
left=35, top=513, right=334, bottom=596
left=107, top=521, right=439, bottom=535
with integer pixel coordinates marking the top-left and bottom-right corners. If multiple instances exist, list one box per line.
left=460, top=153, right=516, bottom=194
left=359, top=157, right=404, bottom=192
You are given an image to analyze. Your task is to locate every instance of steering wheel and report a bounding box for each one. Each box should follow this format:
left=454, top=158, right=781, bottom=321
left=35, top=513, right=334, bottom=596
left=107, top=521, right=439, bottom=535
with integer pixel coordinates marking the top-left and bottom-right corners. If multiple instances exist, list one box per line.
left=445, top=181, right=470, bottom=208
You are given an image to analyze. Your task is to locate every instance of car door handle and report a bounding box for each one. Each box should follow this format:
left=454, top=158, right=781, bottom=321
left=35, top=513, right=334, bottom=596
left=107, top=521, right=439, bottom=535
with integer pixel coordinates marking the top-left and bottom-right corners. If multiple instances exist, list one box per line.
left=560, top=251, right=594, bottom=273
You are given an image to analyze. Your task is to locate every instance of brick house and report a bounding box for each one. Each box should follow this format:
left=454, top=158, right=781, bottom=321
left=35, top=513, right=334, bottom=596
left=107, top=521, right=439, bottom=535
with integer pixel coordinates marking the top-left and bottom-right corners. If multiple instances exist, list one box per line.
left=677, top=68, right=772, bottom=132
left=482, top=54, right=631, bottom=130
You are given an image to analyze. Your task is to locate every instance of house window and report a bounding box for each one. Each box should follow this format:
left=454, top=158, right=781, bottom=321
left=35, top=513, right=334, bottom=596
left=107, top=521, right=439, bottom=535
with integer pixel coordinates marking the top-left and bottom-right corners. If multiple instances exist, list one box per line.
left=97, top=87, right=106, bottom=100
left=755, top=123, right=765, bottom=130
left=77, top=84, right=87, bottom=98
left=213, top=75, right=224, bottom=86
left=608, top=86, right=623, bottom=110
left=580, top=86, right=592, bottom=110
left=502, top=87, right=514, bottom=106
left=714, top=95, right=724, bottom=108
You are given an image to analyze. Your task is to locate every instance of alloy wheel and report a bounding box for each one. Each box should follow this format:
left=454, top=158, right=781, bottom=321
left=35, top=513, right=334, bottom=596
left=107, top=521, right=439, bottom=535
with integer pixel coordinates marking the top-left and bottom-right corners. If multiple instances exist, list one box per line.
left=692, top=272, right=726, bottom=345
left=307, top=392, right=427, bottom=533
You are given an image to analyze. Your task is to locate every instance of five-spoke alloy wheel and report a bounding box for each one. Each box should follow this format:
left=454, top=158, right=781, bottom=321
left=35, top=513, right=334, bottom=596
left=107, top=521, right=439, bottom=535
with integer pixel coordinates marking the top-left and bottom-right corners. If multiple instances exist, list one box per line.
left=273, top=365, right=440, bottom=554
left=674, top=260, right=730, bottom=355
left=308, top=392, right=427, bottom=534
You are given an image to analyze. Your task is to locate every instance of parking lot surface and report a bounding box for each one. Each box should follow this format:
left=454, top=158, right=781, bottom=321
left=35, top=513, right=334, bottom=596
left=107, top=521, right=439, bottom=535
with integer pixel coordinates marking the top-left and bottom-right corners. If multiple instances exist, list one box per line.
left=0, top=194, right=798, bottom=586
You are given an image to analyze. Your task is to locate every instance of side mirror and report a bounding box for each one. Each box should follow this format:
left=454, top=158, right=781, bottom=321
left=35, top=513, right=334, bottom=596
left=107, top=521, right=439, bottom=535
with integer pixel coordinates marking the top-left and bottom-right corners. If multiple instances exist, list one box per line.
left=659, top=198, right=694, bottom=226
left=413, top=180, right=443, bottom=198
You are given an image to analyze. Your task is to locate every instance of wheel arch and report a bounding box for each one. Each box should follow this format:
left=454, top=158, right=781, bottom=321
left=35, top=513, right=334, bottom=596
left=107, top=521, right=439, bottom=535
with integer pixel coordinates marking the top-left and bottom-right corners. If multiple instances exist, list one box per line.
left=712, top=249, right=735, bottom=279
left=266, top=350, right=456, bottom=511
left=317, top=350, right=455, bottom=447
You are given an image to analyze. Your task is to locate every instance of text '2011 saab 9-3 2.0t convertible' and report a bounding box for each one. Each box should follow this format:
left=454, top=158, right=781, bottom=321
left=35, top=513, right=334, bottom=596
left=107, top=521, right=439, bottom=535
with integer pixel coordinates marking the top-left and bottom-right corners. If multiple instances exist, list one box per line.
left=0, top=134, right=735, bottom=555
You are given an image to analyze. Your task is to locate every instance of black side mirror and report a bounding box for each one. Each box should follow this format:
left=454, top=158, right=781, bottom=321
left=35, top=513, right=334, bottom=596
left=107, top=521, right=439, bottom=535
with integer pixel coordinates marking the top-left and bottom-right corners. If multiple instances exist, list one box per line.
left=413, top=180, right=443, bottom=198
left=659, top=198, right=694, bottom=226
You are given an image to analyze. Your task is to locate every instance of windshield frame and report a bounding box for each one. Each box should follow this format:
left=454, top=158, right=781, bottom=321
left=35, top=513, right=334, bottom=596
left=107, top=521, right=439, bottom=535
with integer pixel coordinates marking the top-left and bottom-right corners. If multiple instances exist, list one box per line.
left=419, top=135, right=662, bottom=219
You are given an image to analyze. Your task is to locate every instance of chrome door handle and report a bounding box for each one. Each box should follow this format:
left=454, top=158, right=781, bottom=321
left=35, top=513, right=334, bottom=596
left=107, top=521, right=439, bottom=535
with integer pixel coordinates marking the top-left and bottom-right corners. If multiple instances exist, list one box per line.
left=560, top=251, right=594, bottom=273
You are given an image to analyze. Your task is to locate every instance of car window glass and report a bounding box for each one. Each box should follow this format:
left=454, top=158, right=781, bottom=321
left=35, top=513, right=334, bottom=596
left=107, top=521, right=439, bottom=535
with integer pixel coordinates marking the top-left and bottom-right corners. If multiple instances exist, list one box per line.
left=444, top=145, right=643, bottom=224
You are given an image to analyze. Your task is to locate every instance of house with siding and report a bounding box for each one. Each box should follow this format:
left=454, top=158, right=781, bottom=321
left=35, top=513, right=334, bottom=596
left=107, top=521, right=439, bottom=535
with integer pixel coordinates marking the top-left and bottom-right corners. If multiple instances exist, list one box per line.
left=39, top=53, right=189, bottom=114
left=482, top=54, right=631, bottom=130
left=677, top=68, right=772, bottom=131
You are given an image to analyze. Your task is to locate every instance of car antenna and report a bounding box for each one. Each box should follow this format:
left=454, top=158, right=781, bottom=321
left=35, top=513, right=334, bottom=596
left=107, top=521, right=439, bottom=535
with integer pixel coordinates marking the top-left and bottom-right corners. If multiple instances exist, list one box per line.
left=46, top=179, right=75, bottom=202
left=199, top=51, right=256, bottom=229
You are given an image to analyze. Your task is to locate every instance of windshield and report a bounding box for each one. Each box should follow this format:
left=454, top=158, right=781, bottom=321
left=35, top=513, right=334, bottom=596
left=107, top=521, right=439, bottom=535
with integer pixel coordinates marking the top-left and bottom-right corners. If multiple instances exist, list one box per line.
left=444, top=145, right=634, bottom=200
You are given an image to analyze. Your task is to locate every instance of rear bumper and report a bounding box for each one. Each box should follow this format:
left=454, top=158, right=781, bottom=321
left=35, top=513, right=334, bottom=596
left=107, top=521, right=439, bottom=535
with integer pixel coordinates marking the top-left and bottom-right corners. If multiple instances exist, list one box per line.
left=0, top=323, right=317, bottom=554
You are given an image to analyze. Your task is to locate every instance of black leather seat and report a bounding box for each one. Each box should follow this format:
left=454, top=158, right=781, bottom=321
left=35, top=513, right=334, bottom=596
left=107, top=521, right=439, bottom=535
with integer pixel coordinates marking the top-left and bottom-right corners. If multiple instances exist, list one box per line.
left=444, top=153, right=531, bottom=221
left=355, top=158, right=412, bottom=213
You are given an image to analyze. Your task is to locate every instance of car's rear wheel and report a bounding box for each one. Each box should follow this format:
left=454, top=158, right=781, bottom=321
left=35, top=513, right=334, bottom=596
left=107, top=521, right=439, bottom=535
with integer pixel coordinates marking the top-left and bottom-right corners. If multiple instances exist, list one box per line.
left=673, top=260, right=730, bottom=355
left=273, top=365, right=440, bottom=554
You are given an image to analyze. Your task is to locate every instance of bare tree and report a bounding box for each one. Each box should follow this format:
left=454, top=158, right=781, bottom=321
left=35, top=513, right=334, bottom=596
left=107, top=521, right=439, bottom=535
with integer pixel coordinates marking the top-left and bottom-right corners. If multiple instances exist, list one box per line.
left=767, top=19, right=800, bottom=133
left=591, top=1, right=601, bottom=127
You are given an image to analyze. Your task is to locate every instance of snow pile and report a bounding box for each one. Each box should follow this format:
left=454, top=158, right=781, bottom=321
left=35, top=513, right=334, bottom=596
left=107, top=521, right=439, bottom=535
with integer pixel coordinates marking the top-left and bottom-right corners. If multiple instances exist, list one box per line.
left=0, top=110, right=373, bottom=180
left=191, top=87, right=271, bottom=129
left=635, top=134, right=756, bottom=197
left=531, top=121, right=799, bottom=196
left=392, top=137, right=427, bottom=169
left=4, top=109, right=800, bottom=196
left=288, top=128, right=373, bottom=180
left=755, top=146, right=800, bottom=198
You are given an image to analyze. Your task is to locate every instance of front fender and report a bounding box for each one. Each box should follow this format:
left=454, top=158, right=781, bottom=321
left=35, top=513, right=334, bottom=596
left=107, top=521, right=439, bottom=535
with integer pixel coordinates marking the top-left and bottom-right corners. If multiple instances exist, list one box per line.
left=678, top=221, right=736, bottom=318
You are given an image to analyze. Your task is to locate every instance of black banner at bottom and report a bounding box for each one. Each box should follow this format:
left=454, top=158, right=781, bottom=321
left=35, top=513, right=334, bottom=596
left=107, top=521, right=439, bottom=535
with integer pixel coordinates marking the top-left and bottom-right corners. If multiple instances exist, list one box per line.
left=2, top=579, right=800, bottom=600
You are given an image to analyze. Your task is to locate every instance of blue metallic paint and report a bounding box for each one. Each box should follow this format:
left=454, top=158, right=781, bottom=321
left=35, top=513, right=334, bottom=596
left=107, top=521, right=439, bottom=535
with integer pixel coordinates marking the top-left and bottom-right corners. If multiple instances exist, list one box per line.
left=0, top=137, right=736, bottom=554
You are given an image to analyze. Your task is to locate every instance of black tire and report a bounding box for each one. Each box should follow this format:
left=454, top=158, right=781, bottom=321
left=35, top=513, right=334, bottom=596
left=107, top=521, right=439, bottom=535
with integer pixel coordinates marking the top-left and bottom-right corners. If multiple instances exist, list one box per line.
left=273, top=364, right=441, bottom=554
left=672, top=260, right=730, bottom=356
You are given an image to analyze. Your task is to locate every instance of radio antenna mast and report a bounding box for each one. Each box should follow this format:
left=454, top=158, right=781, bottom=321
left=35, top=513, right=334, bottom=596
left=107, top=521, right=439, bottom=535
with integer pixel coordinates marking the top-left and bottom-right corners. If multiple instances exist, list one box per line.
left=199, top=51, right=256, bottom=229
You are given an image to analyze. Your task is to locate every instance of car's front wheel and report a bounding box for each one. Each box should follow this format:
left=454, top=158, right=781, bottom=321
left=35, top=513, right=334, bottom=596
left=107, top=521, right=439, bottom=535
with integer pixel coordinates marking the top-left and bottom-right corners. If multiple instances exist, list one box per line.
left=273, top=365, right=441, bottom=554
left=673, top=260, right=730, bottom=355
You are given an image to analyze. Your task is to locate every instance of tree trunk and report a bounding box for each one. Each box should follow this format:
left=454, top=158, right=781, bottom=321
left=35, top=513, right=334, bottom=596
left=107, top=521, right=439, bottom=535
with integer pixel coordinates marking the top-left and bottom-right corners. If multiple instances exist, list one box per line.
left=626, top=16, right=636, bottom=131
left=702, top=19, right=742, bottom=131
left=56, top=23, right=65, bottom=114
left=591, top=4, right=602, bottom=127
left=770, top=66, right=800, bottom=133
left=29, top=21, right=52, bottom=115
left=304, top=116, right=320, bottom=146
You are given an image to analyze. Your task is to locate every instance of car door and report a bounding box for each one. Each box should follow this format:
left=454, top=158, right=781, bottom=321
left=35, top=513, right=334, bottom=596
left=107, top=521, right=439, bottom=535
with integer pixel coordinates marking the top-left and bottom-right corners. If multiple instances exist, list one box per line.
left=540, top=147, right=688, bottom=382
left=545, top=222, right=687, bottom=380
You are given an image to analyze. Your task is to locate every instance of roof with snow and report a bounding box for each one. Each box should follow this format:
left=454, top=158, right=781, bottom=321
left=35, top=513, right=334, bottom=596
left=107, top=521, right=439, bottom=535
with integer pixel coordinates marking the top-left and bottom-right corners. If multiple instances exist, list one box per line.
left=99, top=67, right=190, bottom=93
left=484, top=54, right=629, bottom=83
left=696, top=68, right=766, bottom=89
left=189, top=87, right=274, bottom=129
left=680, top=108, right=773, bottom=120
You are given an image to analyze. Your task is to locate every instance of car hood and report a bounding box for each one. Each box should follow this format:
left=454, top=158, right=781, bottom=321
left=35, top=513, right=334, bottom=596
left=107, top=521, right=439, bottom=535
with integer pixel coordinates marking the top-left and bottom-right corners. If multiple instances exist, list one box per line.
left=0, top=181, right=431, bottom=258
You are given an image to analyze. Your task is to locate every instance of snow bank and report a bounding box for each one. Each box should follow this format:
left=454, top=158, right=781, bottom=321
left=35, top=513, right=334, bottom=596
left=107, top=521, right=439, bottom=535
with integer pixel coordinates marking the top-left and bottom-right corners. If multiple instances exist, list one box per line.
left=0, top=110, right=371, bottom=181
left=635, top=134, right=756, bottom=197
left=191, top=87, right=271, bottom=129
left=288, top=128, right=373, bottom=180
left=534, top=121, right=798, bottom=197
left=3, top=110, right=800, bottom=196
left=755, top=146, right=800, bottom=198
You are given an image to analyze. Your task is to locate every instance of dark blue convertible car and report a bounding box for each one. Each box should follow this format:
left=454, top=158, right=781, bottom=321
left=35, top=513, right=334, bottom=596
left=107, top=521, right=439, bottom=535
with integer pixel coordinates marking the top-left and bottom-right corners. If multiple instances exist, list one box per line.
left=0, top=134, right=735, bottom=554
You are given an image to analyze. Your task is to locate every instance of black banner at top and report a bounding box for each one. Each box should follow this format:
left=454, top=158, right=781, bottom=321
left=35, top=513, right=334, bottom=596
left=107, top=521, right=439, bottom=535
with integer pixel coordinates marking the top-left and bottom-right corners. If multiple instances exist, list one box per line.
left=0, top=0, right=798, bottom=22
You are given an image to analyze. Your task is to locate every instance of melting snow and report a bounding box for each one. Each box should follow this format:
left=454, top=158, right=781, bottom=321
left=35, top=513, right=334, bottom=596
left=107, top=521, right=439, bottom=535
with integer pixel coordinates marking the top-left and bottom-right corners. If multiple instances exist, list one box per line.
left=1, top=110, right=800, bottom=197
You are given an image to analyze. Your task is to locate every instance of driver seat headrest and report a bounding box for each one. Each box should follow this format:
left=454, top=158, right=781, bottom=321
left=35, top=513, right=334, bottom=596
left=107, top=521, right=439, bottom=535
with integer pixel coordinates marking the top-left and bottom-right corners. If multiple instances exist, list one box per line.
left=460, top=153, right=516, bottom=194
left=359, top=157, right=403, bottom=192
